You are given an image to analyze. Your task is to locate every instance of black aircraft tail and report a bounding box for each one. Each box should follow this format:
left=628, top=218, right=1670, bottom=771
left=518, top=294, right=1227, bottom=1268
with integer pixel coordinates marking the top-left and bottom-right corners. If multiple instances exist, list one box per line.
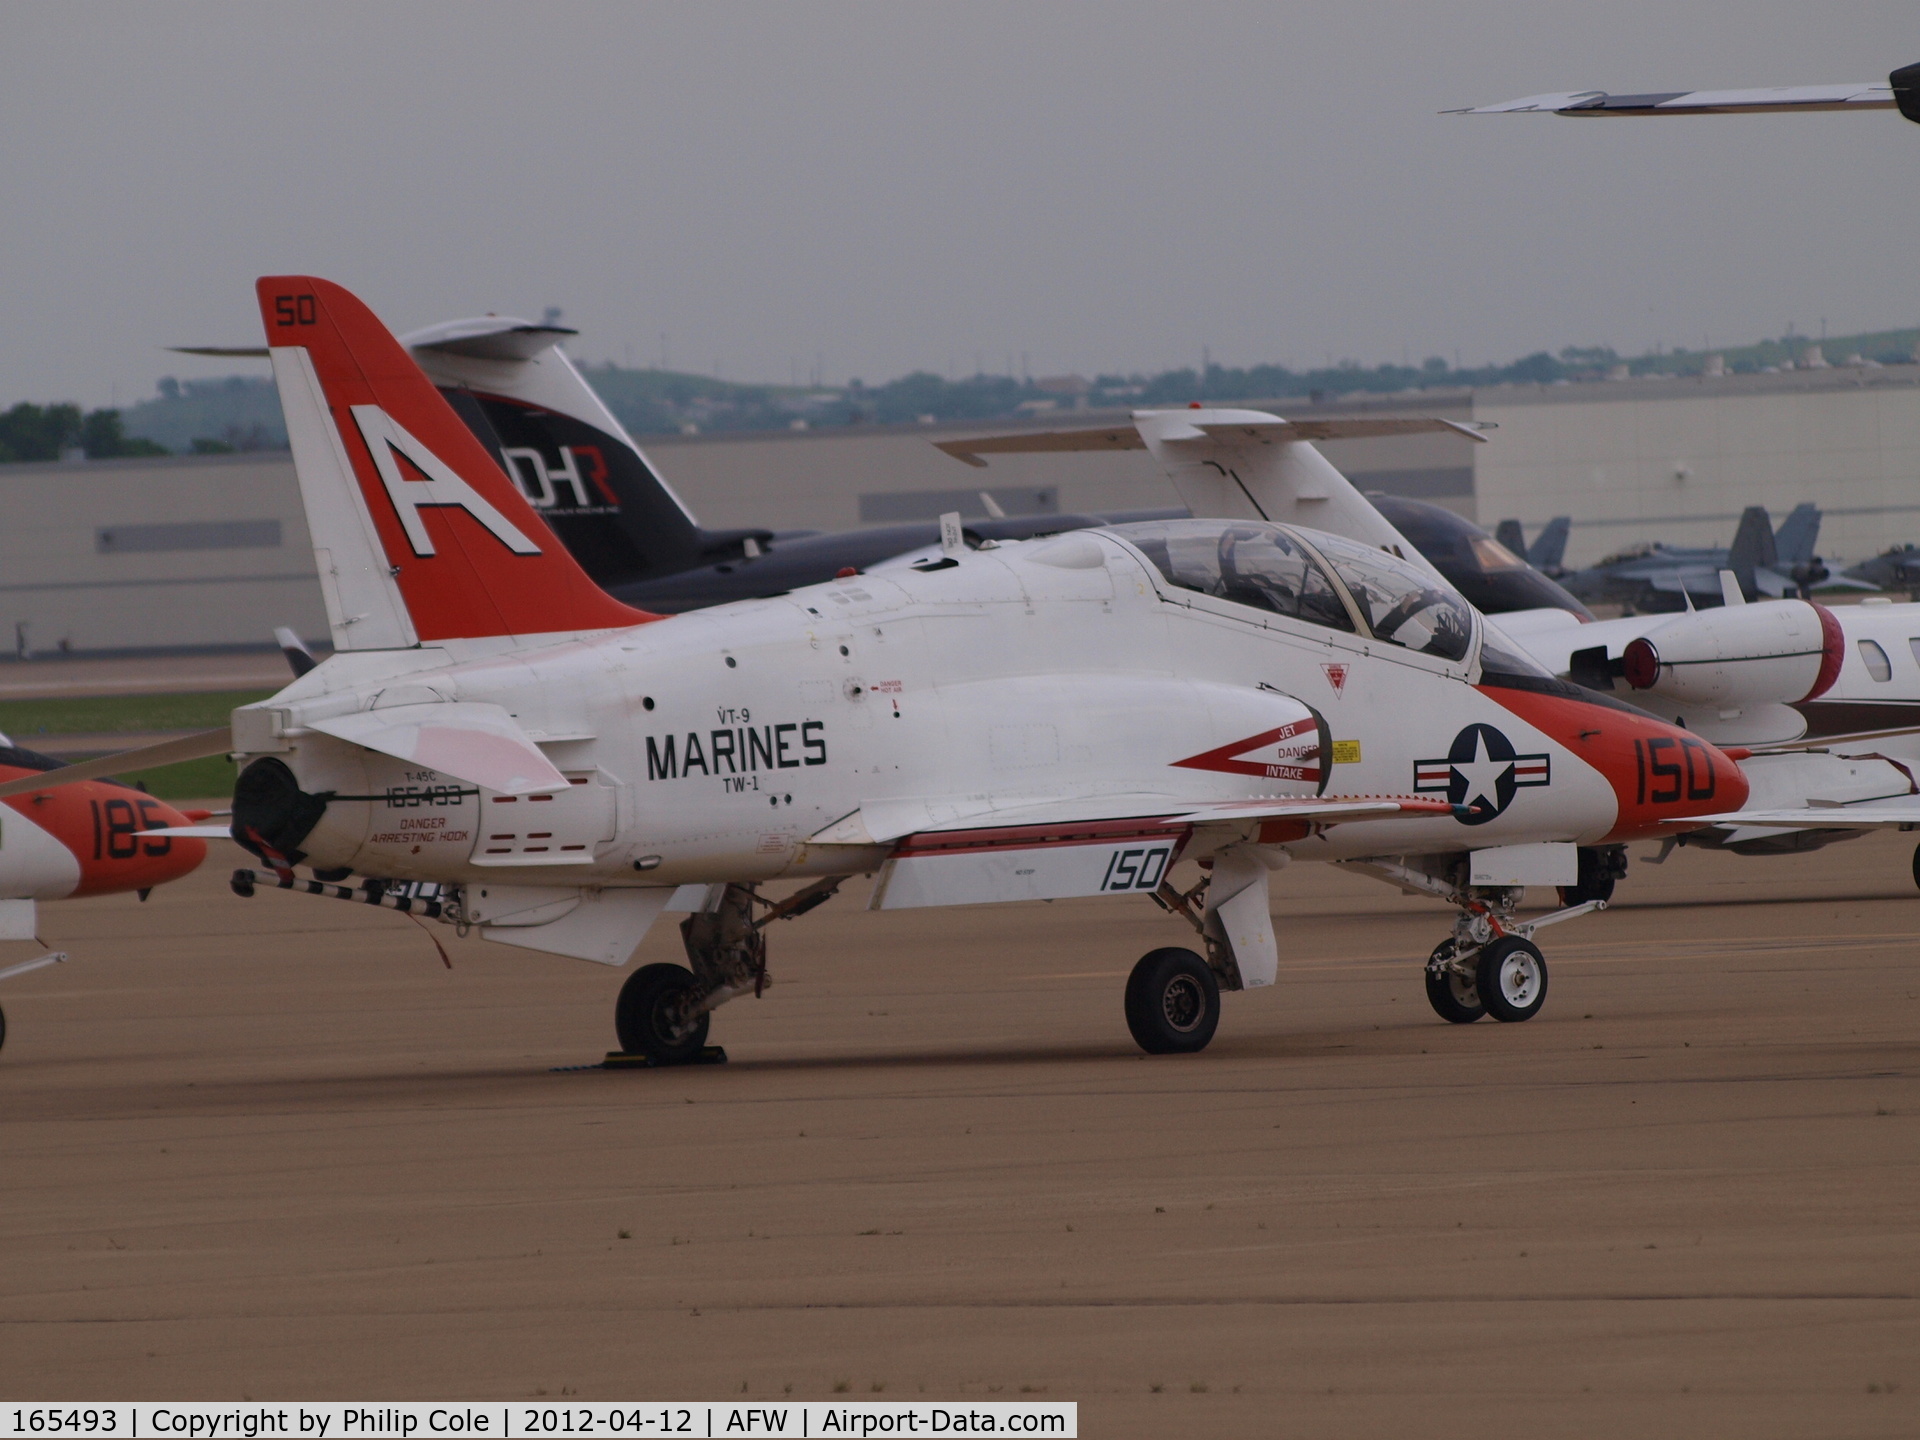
left=1727, top=504, right=1777, bottom=600
left=403, top=318, right=770, bottom=590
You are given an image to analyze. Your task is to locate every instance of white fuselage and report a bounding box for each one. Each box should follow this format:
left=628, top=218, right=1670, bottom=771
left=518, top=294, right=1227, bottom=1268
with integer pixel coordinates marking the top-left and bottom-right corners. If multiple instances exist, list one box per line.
left=242, top=530, right=1649, bottom=891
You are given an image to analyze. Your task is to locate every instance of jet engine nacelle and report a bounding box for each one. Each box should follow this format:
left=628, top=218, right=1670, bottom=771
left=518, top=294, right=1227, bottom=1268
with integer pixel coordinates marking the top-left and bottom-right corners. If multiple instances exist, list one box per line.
left=1621, top=600, right=1842, bottom=710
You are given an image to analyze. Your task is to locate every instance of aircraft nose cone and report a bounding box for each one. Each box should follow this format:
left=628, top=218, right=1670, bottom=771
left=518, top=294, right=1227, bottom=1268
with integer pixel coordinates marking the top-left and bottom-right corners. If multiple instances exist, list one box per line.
left=1474, top=683, right=1748, bottom=843
left=1598, top=711, right=1749, bottom=842
left=67, top=788, right=209, bottom=896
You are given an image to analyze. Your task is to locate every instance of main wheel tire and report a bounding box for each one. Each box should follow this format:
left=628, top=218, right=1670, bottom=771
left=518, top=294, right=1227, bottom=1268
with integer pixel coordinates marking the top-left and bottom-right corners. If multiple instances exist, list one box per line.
left=1423, top=941, right=1484, bottom=1024
left=0, top=1003, right=7, bottom=1053
left=1910, top=840, right=1920, bottom=893
left=1476, top=937, right=1549, bottom=1023
left=1124, top=947, right=1221, bottom=1055
left=614, top=963, right=710, bottom=1064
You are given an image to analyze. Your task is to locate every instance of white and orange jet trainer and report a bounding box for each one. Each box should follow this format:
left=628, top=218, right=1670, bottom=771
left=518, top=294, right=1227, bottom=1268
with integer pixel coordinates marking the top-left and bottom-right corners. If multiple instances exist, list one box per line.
left=73, top=277, right=1765, bottom=1062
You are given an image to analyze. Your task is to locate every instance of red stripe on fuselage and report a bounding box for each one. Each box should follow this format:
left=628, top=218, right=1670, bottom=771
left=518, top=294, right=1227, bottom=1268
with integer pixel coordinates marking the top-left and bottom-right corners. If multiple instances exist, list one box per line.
left=1474, top=686, right=1748, bottom=843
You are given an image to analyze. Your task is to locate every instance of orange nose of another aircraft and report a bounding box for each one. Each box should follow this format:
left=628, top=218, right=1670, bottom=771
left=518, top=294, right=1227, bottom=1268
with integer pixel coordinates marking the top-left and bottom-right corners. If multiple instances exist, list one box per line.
left=1482, top=687, right=1749, bottom=843
left=2, top=772, right=208, bottom=899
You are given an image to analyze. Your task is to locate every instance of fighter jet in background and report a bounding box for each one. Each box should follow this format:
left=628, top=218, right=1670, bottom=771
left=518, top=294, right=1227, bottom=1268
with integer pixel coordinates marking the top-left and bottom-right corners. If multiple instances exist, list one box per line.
left=1494, top=516, right=1571, bottom=578
left=1844, top=544, right=1920, bottom=594
left=1558, top=504, right=1832, bottom=612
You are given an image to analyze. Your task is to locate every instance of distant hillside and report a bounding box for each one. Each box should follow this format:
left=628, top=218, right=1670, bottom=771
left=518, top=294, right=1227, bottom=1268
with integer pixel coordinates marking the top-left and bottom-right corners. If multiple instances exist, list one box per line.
left=119, top=375, right=287, bottom=453
left=16, top=316, right=1919, bottom=463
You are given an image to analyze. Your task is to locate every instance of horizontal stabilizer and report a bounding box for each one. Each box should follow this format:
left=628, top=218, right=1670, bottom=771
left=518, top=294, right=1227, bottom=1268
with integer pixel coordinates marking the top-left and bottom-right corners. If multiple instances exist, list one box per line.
left=305, top=702, right=569, bottom=796
left=937, top=415, right=1487, bottom=468
left=398, top=316, right=578, bottom=362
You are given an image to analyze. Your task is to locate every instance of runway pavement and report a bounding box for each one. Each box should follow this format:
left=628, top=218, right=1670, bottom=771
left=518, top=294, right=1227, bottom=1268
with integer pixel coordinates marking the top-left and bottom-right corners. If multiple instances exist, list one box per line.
left=0, top=834, right=1915, bottom=1436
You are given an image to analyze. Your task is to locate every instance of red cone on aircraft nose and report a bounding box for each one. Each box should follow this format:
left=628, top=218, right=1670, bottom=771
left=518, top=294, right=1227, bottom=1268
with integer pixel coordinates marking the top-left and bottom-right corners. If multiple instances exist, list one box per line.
left=1478, top=686, right=1749, bottom=843
left=1804, top=603, right=1845, bottom=700
left=1622, top=638, right=1660, bottom=690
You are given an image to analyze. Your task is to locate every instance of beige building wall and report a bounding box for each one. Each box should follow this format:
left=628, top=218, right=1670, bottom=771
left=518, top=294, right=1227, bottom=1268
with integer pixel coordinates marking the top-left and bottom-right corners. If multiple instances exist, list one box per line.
left=0, top=452, right=324, bottom=655
left=1473, top=371, right=1920, bottom=569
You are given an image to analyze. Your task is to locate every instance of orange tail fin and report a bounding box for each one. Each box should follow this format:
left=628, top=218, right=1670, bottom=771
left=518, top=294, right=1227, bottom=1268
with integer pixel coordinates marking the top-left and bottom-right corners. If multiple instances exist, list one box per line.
left=258, top=276, right=654, bottom=645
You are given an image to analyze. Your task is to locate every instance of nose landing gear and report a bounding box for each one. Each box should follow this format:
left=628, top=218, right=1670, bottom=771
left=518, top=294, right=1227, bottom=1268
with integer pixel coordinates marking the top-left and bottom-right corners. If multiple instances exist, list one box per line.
left=1348, top=858, right=1596, bottom=1026
left=1423, top=940, right=1484, bottom=1024
left=1475, top=935, right=1549, bottom=1022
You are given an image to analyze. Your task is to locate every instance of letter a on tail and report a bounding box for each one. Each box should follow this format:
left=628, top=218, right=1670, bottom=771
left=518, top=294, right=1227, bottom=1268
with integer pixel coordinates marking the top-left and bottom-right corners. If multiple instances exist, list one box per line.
left=258, top=275, right=655, bottom=647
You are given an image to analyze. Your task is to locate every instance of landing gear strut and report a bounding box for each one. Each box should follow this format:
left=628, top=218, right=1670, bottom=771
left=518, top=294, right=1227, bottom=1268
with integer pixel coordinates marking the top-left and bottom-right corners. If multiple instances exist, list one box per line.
left=1346, top=858, right=1598, bottom=1026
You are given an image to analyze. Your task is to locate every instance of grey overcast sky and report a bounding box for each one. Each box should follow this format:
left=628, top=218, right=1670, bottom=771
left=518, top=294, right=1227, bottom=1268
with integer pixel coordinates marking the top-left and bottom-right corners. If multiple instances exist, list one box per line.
left=2, top=1, right=1916, bottom=407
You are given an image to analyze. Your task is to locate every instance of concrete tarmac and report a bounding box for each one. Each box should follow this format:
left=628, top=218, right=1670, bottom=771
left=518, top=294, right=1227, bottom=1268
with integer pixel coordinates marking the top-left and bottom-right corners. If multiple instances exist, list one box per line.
left=1, top=836, right=1915, bottom=1436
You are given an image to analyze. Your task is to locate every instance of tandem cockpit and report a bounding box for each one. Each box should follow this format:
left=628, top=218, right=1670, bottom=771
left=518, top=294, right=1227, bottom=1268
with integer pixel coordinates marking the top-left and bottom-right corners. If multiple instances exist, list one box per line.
left=1099, top=517, right=1485, bottom=667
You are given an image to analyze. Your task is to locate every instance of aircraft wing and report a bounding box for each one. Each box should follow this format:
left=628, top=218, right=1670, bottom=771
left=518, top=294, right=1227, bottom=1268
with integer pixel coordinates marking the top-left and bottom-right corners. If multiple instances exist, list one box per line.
left=851, top=794, right=1453, bottom=910
left=1451, top=82, right=1897, bottom=117
left=1668, top=800, right=1920, bottom=830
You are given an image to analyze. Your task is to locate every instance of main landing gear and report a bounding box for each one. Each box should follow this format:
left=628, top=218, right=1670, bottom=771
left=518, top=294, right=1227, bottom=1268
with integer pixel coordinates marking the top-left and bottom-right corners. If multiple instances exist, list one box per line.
left=615, top=877, right=846, bottom=1065
left=1346, top=858, right=1601, bottom=1026
left=1124, top=947, right=1221, bottom=1054
left=1123, top=847, right=1284, bottom=1056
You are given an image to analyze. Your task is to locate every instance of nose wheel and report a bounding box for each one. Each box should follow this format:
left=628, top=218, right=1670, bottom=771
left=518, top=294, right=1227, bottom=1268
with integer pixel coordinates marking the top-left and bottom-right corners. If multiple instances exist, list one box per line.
left=1475, top=936, right=1548, bottom=1022
left=1423, top=940, right=1485, bottom=1023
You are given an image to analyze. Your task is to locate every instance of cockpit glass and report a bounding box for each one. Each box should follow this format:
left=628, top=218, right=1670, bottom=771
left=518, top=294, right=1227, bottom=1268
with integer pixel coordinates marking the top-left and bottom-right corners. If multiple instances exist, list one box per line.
left=1470, top=535, right=1526, bottom=572
left=1477, top=620, right=1556, bottom=680
left=1307, top=531, right=1475, bottom=663
left=1105, top=520, right=1355, bottom=633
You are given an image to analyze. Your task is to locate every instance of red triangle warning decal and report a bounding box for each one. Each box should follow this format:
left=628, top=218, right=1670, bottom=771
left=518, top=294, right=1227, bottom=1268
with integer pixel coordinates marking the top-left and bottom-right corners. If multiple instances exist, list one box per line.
left=1171, top=717, right=1323, bottom=782
left=1321, top=663, right=1349, bottom=697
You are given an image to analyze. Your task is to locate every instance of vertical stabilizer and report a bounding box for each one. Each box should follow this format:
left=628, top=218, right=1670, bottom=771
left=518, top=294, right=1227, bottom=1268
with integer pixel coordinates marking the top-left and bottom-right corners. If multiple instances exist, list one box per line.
left=1773, top=503, right=1821, bottom=565
left=1528, top=516, right=1571, bottom=572
left=1494, top=519, right=1527, bottom=556
left=1727, top=504, right=1777, bottom=602
left=258, top=278, right=655, bottom=645
left=1135, top=409, right=1440, bottom=579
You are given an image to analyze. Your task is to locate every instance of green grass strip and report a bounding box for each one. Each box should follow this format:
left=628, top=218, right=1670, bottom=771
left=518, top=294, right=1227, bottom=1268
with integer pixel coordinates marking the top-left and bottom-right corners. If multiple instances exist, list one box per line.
left=0, top=689, right=274, bottom=737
